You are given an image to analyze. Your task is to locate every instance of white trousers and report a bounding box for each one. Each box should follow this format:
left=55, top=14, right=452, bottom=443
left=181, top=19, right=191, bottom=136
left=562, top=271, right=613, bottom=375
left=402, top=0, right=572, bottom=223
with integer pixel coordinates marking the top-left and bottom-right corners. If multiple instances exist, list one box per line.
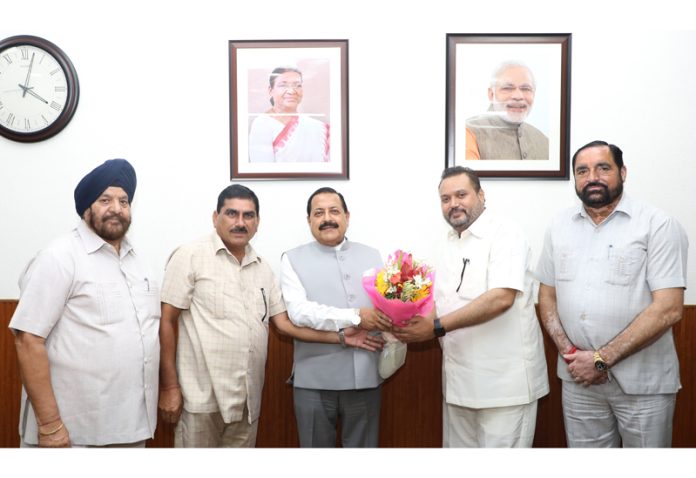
left=443, top=400, right=538, bottom=447
left=562, top=379, right=676, bottom=447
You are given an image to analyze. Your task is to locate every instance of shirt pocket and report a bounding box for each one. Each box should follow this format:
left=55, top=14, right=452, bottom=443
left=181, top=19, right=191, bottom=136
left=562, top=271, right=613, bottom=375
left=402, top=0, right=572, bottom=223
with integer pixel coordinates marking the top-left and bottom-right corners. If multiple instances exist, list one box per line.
left=240, top=284, right=269, bottom=324
left=456, top=258, right=487, bottom=301
left=97, top=282, right=129, bottom=325
left=215, top=281, right=250, bottom=320
left=132, top=279, right=161, bottom=322
left=606, top=246, right=646, bottom=286
left=556, top=248, right=579, bottom=281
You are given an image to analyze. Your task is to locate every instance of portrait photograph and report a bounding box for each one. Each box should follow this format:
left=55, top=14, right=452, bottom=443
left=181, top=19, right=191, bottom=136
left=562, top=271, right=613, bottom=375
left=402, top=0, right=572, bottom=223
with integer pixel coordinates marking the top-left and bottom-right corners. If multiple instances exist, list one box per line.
left=229, top=40, right=348, bottom=180
left=446, top=34, right=571, bottom=179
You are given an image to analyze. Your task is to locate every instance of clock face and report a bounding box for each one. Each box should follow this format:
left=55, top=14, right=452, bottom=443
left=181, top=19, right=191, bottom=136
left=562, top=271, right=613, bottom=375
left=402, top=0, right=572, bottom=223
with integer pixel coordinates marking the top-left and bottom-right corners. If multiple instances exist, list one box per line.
left=0, top=36, right=79, bottom=142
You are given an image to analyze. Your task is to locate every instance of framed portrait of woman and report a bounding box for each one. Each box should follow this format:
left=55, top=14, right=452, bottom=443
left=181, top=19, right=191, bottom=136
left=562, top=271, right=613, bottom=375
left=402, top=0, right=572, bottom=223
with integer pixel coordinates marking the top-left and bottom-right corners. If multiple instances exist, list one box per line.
left=446, top=34, right=572, bottom=179
left=229, top=39, right=348, bottom=180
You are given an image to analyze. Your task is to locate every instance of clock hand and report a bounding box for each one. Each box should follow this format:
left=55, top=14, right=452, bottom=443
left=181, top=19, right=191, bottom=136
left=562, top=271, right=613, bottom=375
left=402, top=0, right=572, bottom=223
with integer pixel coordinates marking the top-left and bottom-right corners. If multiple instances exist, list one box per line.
left=18, top=84, right=49, bottom=104
left=22, top=52, right=35, bottom=98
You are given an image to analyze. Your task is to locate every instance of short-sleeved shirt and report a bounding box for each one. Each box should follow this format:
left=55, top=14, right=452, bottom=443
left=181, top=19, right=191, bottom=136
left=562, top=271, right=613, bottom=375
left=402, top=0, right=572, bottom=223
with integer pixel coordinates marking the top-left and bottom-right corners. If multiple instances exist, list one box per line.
left=435, top=210, right=549, bottom=409
left=536, top=194, right=688, bottom=394
left=160, top=232, right=285, bottom=423
left=9, top=221, right=160, bottom=446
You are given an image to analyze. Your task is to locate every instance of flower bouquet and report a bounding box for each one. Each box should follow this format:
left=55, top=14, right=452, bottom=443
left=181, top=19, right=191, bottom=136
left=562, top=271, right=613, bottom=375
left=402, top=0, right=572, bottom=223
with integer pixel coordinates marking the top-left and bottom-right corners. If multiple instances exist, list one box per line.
left=362, top=250, right=435, bottom=378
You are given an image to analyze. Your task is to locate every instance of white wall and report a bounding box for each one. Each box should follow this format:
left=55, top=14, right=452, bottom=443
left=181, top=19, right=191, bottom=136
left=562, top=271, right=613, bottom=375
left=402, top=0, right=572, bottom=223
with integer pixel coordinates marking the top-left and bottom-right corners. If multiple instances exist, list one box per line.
left=1, top=1, right=695, bottom=303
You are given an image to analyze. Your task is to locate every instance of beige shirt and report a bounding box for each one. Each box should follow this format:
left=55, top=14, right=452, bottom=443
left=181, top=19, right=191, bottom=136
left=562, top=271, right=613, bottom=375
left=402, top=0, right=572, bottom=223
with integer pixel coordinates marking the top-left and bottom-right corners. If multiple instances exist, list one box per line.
left=161, top=232, right=285, bottom=423
left=9, top=221, right=160, bottom=445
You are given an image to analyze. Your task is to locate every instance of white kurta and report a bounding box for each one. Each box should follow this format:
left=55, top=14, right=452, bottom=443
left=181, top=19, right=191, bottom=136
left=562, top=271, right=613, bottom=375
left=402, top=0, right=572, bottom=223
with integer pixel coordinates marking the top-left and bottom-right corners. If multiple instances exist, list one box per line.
left=435, top=210, right=549, bottom=409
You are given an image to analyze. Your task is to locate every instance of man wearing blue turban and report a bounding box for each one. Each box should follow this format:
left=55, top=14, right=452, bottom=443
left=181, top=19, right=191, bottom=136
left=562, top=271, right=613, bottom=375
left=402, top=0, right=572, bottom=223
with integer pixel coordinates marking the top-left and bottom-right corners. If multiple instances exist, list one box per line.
left=9, top=159, right=160, bottom=447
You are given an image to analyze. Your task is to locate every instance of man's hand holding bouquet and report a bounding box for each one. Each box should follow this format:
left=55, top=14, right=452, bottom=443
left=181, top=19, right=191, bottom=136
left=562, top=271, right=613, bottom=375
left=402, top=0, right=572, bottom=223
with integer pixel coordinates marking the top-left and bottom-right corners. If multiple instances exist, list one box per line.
left=362, top=250, right=435, bottom=378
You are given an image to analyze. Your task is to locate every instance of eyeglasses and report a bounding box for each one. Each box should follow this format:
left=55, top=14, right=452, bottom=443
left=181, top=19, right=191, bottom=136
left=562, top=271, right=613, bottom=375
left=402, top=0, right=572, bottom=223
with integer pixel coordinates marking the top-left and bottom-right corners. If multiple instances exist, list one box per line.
left=456, top=258, right=470, bottom=293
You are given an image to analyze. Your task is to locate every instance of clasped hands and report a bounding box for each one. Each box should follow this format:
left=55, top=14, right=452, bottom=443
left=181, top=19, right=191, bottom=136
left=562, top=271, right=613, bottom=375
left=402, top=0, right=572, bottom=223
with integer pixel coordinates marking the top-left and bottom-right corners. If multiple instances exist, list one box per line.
left=563, top=349, right=608, bottom=387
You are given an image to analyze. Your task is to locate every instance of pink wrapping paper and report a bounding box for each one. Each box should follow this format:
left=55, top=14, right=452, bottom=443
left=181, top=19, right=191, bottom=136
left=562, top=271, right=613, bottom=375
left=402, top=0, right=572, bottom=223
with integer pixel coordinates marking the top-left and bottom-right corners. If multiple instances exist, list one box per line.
left=362, top=270, right=435, bottom=327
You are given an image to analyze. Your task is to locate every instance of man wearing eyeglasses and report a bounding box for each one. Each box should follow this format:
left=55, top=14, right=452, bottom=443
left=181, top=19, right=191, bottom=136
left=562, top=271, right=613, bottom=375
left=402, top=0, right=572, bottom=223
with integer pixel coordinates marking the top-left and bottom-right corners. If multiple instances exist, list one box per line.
left=394, top=167, right=549, bottom=447
left=158, top=185, right=378, bottom=447
left=465, top=61, right=549, bottom=160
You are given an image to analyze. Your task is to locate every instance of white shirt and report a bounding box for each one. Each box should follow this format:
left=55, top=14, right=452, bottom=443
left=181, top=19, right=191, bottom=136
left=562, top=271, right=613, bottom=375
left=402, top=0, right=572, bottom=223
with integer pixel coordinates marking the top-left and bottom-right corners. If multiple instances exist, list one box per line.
left=280, top=240, right=361, bottom=332
left=9, top=221, right=160, bottom=445
left=435, top=210, right=549, bottom=409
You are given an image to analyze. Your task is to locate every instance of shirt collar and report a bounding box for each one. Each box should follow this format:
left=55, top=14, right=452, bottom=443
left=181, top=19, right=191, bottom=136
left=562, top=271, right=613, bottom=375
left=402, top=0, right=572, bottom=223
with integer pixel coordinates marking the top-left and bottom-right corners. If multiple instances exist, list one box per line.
left=446, top=208, right=491, bottom=241
left=211, top=231, right=259, bottom=266
left=574, top=193, right=632, bottom=222
left=313, top=237, right=348, bottom=253
left=77, top=220, right=134, bottom=257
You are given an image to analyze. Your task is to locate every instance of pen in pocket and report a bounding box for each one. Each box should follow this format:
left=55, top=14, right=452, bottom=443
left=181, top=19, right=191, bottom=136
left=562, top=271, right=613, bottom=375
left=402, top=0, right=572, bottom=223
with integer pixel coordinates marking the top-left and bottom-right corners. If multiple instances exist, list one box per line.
left=260, top=288, right=268, bottom=321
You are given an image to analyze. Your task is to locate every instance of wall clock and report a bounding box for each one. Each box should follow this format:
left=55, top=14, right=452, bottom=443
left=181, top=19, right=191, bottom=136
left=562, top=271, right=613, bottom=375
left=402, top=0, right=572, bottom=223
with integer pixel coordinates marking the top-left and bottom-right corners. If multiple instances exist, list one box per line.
left=0, top=35, right=80, bottom=142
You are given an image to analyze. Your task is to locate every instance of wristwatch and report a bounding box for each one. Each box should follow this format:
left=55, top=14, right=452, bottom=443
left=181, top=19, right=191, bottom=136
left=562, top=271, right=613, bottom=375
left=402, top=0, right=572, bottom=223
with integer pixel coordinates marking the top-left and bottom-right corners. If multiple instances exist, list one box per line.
left=433, top=318, right=446, bottom=338
left=338, top=328, right=347, bottom=347
left=593, top=351, right=609, bottom=372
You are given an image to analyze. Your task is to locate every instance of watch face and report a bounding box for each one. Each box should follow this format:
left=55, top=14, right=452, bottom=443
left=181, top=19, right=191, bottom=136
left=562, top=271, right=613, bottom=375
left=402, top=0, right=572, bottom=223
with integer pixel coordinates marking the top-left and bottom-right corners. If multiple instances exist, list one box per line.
left=0, top=36, right=79, bottom=142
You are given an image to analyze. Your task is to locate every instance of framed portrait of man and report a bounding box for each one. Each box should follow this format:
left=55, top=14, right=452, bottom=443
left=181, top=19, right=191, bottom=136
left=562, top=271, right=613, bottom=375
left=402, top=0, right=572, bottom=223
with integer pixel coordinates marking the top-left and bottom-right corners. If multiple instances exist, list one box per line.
left=229, top=39, right=348, bottom=180
left=446, top=34, right=572, bottom=179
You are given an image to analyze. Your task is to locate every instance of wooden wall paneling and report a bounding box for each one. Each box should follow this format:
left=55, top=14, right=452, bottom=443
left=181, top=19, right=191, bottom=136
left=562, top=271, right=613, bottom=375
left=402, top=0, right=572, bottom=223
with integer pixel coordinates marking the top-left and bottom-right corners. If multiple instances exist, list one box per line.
left=672, top=313, right=696, bottom=447
left=3, top=301, right=696, bottom=448
left=378, top=340, right=442, bottom=447
left=1, top=301, right=21, bottom=448
left=256, top=330, right=298, bottom=447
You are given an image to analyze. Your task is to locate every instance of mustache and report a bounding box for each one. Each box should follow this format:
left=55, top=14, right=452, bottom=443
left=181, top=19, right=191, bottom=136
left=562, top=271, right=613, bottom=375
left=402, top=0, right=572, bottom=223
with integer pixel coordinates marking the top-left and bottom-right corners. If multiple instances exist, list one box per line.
left=230, top=226, right=248, bottom=233
left=319, top=221, right=339, bottom=230
left=103, top=213, right=127, bottom=223
left=448, top=207, right=467, bottom=218
left=582, top=182, right=608, bottom=194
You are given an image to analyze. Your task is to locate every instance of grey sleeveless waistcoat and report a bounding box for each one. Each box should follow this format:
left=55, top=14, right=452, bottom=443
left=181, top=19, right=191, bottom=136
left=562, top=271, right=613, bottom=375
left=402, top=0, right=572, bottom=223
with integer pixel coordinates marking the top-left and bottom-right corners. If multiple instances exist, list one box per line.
left=285, top=240, right=382, bottom=390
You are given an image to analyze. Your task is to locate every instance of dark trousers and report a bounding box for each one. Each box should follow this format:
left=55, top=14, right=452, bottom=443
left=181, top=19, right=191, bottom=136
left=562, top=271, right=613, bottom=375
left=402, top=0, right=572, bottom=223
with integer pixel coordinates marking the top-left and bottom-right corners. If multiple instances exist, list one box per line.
left=293, top=386, right=381, bottom=447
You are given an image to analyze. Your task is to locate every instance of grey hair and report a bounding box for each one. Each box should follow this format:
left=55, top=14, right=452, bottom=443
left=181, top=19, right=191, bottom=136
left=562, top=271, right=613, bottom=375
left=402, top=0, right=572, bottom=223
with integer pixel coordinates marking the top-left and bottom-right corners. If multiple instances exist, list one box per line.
left=489, top=61, right=536, bottom=89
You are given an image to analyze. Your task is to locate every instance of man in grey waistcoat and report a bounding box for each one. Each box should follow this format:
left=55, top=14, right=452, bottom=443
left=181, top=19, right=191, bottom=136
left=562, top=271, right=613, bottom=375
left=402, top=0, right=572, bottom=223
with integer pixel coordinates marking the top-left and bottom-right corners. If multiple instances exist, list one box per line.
left=280, top=186, right=392, bottom=447
left=465, top=61, right=548, bottom=160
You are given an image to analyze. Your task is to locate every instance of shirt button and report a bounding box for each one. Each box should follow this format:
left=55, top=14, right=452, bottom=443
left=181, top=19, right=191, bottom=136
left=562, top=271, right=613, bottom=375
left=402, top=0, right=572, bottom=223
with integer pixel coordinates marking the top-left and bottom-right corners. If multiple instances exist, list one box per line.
left=348, top=294, right=356, bottom=302
left=344, top=273, right=351, bottom=280
left=522, top=152, right=528, bottom=159
left=580, top=314, right=586, bottom=320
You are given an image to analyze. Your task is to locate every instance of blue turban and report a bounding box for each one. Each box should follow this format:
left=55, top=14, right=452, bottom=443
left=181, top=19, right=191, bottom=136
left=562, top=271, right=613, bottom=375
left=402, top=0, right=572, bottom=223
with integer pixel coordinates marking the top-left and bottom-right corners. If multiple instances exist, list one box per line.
left=74, top=159, right=137, bottom=216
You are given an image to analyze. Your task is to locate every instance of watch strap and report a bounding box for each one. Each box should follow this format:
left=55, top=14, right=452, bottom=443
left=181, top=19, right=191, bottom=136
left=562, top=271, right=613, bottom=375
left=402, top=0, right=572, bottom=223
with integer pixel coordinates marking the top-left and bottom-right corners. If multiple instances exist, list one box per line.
left=433, top=318, right=446, bottom=337
left=593, top=351, right=608, bottom=371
